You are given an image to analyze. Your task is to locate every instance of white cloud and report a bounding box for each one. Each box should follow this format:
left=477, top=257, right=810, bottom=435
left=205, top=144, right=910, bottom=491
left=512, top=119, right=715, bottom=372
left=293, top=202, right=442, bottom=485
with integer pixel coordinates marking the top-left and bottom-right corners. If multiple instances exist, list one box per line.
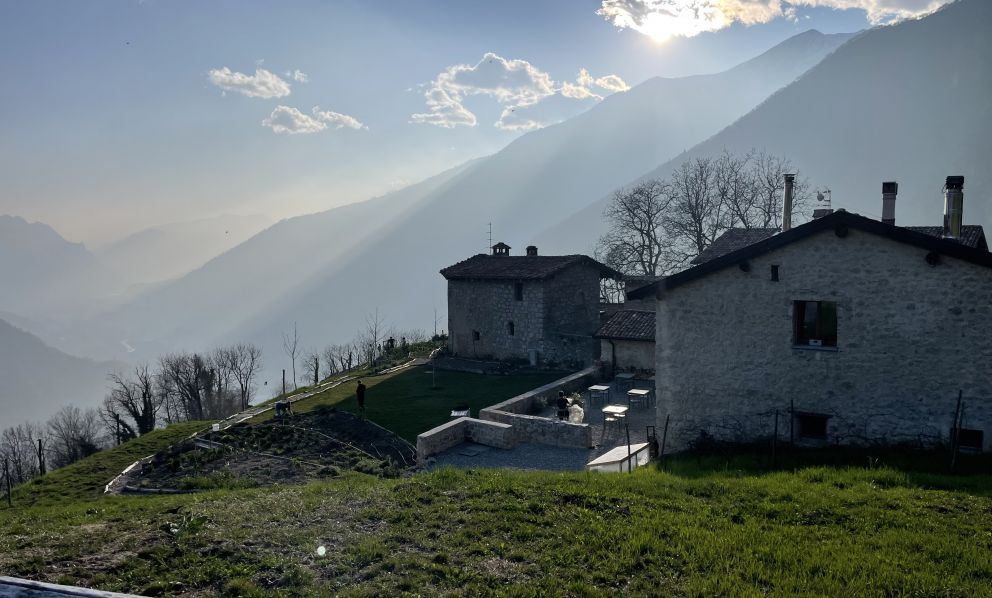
left=287, top=69, right=310, bottom=83
left=411, top=54, right=628, bottom=131
left=598, top=0, right=952, bottom=41
left=262, top=105, right=366, bottom=135
left=208, top=67, right=292, bottom=99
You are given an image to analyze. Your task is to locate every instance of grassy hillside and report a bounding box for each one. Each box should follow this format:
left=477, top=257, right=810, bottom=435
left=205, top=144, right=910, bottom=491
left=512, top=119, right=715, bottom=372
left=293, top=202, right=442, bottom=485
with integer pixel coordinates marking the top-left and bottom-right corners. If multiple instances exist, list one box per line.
left=255, top=365, right=562, bottom=442
left=11, top=421, right=208, bottom=506
left=1, top=456, right=989, bottom=596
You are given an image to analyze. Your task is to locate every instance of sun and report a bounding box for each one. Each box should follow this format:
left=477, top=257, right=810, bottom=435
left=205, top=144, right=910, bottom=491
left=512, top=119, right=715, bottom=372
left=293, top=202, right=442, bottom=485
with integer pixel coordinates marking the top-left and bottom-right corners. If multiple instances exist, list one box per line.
left=627, top=3, right=729, bottom=43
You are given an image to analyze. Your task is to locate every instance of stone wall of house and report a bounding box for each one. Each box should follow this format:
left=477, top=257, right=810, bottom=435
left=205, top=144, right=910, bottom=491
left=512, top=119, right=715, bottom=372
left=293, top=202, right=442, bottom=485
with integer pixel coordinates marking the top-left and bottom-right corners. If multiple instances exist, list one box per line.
left=655, top=228, right=992, bottom=452
left=447, top=279, right=545, bottom=360
left=601, top=339, right=655, bottom=373
left=446, top=263, right=604, bottom=365
left=542, top=266, right=603, bottom=366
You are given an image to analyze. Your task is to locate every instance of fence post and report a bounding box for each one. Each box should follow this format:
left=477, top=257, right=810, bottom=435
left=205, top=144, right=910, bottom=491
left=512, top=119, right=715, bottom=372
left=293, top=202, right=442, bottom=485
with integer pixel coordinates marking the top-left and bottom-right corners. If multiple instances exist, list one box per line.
left=3, top=457, right=11, bottom=508
left=789, top=399, right=794, bottom=448
left=950, top=390, right=963, bottom=471
left=625, top=423, right=632, bottom=473
left=37, top=438, right=46, bottom=476
left=659, top=414, right=670, bottom=464
left=773, top=410, right=779, bottom=468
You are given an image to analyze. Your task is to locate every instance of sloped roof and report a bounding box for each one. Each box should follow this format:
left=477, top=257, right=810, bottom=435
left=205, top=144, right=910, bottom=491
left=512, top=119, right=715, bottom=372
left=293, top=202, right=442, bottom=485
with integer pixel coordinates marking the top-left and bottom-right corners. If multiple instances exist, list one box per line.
left=629, top=211, right=992, bottom=299
left=691, top=228, right=780, bottom=265
left=595, top=309, right=656, bottom=341
left=903, top=226, right=987, bottom=251
left=440, top=254, right=621, bottom=281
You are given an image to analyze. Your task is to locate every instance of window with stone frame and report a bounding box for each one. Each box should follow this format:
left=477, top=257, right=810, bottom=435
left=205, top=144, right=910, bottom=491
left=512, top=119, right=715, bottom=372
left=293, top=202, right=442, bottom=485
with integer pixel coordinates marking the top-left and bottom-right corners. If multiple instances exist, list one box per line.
left=507, top=321, right=515, bottom=336
left=472, top=330, right=480, bottom=341
left=794, top=300, right=837, bottom=347
left=514, top=282, right=523, bottom=301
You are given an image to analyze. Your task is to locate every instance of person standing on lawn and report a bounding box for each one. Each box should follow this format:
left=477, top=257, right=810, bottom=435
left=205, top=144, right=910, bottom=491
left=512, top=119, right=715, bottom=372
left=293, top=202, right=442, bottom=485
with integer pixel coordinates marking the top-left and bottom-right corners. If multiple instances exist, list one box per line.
left=356, top=379, right=367, bottom=417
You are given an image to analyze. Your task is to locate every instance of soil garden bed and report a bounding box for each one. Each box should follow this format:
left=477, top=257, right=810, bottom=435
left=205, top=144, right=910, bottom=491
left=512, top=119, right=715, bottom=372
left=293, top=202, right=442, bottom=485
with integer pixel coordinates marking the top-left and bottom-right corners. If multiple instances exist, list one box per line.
left=129, top=407, right=416, bottom=492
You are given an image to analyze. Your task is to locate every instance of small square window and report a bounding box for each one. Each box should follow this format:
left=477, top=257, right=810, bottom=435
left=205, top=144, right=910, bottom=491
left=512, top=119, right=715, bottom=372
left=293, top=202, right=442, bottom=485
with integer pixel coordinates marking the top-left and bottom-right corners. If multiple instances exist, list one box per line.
left=954, top=428, right=984, bottom=451
left=472, top=330, right=480, bottom=341
left=796, top=413, right=829, bottom=439
left=794, top=300, right=837, bottom=347
left=514, top=283, right=523, bottom=301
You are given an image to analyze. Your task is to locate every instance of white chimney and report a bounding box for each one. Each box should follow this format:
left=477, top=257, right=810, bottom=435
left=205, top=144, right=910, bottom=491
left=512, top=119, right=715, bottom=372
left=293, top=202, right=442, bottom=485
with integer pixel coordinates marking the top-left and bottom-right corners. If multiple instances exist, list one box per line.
left=882, top=181, right=897, bottom=225
left=782, top=174, right=795, bottom=231
left=942, top=176, right=964, bottom=240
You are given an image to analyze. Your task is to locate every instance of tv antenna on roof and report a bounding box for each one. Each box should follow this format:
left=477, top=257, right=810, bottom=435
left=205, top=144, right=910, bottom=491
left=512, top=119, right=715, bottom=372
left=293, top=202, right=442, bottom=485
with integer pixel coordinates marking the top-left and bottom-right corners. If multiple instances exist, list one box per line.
left=487, top=222, right=492, bottom=253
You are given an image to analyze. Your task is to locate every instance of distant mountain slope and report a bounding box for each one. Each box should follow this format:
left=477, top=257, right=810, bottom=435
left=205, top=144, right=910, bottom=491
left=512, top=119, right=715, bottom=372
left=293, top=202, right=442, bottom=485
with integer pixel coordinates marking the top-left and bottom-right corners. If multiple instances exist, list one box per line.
left=98, top=160, right=480, bottom=360
left=0, top=318, right=119, bottom=428
left=97, top=214, right=273, bottom=287
left=0, top=215, right=118, bottom=320
left=101, top=30, right=850, bottom=376
left=539, top=0, right=991, bottom=252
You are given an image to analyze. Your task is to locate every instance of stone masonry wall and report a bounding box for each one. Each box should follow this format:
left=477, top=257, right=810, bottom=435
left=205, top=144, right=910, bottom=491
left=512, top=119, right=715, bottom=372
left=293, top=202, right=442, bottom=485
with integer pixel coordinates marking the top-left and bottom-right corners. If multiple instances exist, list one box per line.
left=416, top=417, right=515, bottom=462
left=480, top=367, right=597, bottom=448
left=602, top=339, right=655, bottom=373
left=448, top=279, right=545, bottom=360
left=655, top=228, right=992, bottom=452
left=542, top=266, right=603, bottom=366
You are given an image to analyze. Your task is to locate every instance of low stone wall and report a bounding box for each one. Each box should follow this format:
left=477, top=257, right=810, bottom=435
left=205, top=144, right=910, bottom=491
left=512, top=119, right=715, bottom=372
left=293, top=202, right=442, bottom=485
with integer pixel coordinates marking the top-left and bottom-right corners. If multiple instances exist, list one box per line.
left=416, top=417, right=514, bottom=462
left=479, top=367, right=598, bottom=449
left=481, top=410, right=593, bottom=448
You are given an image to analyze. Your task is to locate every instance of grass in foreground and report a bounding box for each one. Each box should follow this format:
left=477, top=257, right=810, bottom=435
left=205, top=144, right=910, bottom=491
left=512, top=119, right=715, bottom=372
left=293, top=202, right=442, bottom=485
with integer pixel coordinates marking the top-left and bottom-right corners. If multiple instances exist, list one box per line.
left=1, top=455, right=991, bottom=596
left=254, top=365, right=562, bottom=442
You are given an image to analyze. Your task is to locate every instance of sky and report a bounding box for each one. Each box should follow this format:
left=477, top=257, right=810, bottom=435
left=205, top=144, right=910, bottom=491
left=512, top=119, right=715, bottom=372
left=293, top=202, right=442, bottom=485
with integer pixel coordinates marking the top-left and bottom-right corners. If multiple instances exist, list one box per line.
left=0, top=0, right=950, bottom=245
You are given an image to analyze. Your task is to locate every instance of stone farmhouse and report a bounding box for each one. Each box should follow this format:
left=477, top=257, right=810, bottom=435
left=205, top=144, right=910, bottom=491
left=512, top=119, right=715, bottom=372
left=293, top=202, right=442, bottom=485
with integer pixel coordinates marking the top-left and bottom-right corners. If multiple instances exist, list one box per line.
left=440, top=244, right=621, bottom=367
left=629, top=177, right=992, bottom=453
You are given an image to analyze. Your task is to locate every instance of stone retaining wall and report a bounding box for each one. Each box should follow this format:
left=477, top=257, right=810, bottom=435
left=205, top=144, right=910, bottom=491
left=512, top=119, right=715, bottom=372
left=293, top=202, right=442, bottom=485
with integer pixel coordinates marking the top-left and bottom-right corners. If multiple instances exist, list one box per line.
left=479, top=367, right=598, bottom=449
left=416, top=368, right=601, bottom=461
left=416, top=417, right=514, bottom=462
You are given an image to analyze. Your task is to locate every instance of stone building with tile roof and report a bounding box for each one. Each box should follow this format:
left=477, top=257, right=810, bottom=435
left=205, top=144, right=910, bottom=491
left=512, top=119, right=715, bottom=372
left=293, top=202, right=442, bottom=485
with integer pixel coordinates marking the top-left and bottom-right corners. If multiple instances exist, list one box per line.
left=629, top=197, right=992, bottom=453
left=441, top=244, right=621, bottom=366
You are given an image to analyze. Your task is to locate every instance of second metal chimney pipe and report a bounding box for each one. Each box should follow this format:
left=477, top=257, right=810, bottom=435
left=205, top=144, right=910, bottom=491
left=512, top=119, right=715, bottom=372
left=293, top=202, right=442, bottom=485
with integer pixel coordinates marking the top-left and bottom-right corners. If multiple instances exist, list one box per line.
left=783, top=174, right=795, bottom=232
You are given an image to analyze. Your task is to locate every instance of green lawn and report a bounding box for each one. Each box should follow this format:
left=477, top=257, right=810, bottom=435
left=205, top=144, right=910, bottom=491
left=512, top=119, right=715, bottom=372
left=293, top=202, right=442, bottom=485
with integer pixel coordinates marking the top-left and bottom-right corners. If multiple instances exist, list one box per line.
left=10, top=421, right=209, bottom=507
left=1, top=459, right=990, bottom=596
left=255, top=365, right=563, bottom=442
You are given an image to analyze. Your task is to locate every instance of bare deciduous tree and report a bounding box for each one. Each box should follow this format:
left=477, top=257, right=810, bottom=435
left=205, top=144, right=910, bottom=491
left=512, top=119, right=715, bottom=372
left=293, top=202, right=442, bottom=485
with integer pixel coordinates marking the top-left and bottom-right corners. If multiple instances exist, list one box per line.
left=282, top=322, right=300, bottom=389
left=0, top=423, right=45, bottom=485
left=302, top=348, right=320, bottom=387
left=102, top=364, right=162, bottom=439
left=358, top=309, right=385, bottom=367
left=597, top=179, right=674, bottom=277
left=225, top=343, right=263, bottom=410
left=598, top=150, right=813, bottom=278
left=47, top=405, right=103, bottom=468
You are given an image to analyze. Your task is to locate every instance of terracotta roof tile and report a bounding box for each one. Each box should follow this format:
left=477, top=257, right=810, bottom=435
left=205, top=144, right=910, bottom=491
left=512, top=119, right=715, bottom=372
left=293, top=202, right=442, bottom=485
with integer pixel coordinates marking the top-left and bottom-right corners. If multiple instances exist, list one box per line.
left=595, top=309, right=655, bottom=341
left=441, top=254, right=619, bottom=280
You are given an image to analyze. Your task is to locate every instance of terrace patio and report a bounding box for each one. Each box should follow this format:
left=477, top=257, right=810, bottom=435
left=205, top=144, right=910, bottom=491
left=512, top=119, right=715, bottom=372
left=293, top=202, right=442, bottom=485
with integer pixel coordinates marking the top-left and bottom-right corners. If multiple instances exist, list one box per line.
left=427, top=376, right=659, bottom=471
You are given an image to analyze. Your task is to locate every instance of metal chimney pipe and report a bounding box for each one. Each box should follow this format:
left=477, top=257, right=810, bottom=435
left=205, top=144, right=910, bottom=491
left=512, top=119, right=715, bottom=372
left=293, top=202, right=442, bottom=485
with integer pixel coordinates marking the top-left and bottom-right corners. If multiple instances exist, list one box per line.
left=942, top=176, right=964, bottom=239
left=882, top=181, right=898, bottom=225
left=783, top=174, right=795, bottom=232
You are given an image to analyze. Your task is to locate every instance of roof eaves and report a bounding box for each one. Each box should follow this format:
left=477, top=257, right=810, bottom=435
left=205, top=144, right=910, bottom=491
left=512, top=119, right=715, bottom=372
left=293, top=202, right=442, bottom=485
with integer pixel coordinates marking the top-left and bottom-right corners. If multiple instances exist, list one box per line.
left=628, top=211, right=992, bottom=299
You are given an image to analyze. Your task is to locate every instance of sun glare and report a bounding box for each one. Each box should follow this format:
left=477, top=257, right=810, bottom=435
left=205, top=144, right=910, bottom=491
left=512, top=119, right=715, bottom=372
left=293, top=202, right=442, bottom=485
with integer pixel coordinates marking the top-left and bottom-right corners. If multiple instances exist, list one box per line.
left=633, top=4, right=728, bottom=43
